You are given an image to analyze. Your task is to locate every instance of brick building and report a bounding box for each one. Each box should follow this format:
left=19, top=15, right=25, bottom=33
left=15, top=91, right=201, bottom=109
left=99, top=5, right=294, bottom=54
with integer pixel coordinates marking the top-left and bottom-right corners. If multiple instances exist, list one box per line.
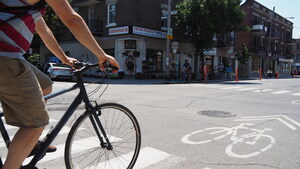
left=39, top=0, right=237, bottom=79
left=236, top=0, right=294, bottom=78
left=289, top=39, right=300, bottom=75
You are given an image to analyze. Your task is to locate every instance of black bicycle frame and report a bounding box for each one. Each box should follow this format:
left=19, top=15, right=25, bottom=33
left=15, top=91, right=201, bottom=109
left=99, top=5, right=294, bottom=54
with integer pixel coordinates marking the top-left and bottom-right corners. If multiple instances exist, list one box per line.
left=0, top=70, right=112, bottom=168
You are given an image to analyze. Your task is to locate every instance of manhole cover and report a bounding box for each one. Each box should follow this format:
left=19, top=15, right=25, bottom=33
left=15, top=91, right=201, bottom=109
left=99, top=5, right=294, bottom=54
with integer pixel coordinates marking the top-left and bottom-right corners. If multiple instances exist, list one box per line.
left=197, top=110, right=236, bottom=118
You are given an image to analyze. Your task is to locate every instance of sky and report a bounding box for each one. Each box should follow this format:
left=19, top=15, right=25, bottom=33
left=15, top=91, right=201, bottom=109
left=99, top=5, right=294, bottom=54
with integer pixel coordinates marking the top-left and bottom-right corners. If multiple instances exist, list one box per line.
left=241, top=0, right=300, bottom=39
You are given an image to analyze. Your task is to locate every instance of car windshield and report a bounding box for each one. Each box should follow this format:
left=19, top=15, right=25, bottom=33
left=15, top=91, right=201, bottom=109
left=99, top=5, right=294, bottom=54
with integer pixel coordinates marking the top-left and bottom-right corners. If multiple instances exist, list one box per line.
left=52, top=63, right=70, bottom=68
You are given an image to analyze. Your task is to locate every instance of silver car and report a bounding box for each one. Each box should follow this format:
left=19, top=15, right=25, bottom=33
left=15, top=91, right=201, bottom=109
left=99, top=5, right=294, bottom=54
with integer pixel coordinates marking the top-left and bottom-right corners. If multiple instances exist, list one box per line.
left=44, top=63, right=73, bottom=80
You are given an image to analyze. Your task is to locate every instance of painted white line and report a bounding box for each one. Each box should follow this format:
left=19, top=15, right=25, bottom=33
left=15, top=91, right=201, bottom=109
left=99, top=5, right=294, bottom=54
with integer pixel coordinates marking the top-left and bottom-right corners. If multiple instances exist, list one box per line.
left=271, top=90, right=290, bottom=94
left=4, top=118, right=58, bottom=130
left=292, top=100, right=300, bottom=104
left=205, top=85, right=227, bottom=88
left=221, top=86, right=242, bottom=90
left=252, top=89, right=273, bottom=93
left=234, top=115, right=300, bottom=130
left=0, top=126, right=75, bottom=148
left=237, top=88, right=257, bottom=91
left=291, top=93, right=300, bottom=96
left=23, top=134, right=123, bottom=164
left=86, top=147, right=171, bottom=169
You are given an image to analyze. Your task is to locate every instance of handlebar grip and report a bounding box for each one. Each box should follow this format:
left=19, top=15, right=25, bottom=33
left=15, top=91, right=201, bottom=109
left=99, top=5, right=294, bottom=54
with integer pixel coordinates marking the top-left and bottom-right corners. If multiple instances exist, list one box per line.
left=102, top=60, right=119, bottom=71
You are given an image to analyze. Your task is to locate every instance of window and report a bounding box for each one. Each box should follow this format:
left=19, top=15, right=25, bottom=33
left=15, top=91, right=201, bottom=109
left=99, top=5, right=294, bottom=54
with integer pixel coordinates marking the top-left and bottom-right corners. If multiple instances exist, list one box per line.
left=88, top=7, right=95, bottom=31
left=107, top=3, right=116, bottom=26
left=161, top=9, right=168, bottom=29
left=297, top=43, right=300, bottom=50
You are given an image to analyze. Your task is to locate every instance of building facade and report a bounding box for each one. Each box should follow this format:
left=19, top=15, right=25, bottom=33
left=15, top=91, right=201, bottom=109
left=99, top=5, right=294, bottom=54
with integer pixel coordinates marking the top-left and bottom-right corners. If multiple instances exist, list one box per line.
left=289, top=39, right=300, bottom=75
left=39, top=0, right=237, bottom=79
left=236, top=0, right=294, bottom=78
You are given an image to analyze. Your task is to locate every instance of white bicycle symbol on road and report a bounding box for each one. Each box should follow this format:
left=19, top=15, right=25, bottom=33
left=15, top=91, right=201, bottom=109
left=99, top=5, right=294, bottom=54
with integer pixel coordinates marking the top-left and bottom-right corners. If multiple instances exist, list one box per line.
left=181, top=123, right=275, bottom=158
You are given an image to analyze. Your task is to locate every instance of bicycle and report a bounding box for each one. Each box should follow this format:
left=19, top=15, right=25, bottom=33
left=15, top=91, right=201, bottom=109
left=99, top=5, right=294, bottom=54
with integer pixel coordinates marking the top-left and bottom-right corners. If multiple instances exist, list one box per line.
left=181, top=123, right=275, bottom=158
left=0, top=62, right=141, bottom=169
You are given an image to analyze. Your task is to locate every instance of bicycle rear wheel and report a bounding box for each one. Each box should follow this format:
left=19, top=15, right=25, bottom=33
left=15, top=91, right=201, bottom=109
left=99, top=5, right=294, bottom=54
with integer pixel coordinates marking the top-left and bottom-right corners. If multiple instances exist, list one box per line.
left=65, top=103, right=141, bottom=169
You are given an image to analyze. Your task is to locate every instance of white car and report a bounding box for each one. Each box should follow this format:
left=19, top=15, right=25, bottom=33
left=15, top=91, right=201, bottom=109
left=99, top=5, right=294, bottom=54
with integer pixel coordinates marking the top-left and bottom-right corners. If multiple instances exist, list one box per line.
left=44, top=63, right=73, bottom=80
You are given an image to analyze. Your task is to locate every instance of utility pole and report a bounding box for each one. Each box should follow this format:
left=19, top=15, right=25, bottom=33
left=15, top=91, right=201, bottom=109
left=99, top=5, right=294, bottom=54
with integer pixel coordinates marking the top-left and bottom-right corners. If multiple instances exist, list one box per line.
left=166, top=0, right=172, bottom=79
left=265, top=7, right=275, bottom=77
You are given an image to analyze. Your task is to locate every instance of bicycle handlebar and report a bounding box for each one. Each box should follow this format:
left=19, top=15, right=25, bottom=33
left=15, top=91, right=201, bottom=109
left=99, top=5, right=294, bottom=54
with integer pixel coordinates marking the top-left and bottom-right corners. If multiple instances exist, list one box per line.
left=73, top=61, right=119, bottom=74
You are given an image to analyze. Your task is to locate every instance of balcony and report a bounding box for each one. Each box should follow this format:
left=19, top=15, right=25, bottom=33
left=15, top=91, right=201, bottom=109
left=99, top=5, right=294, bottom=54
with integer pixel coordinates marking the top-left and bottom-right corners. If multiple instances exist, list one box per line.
left=72, top=0, right=102, bottom=7
left=269, top=32, right=281, bottom=40
left=251, top=24, right=267, bottom=35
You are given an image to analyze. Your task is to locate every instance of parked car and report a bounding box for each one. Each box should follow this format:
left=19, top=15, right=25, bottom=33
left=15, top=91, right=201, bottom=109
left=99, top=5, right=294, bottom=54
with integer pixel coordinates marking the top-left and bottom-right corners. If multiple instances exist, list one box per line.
left=44, top=63, right=73, bottom=80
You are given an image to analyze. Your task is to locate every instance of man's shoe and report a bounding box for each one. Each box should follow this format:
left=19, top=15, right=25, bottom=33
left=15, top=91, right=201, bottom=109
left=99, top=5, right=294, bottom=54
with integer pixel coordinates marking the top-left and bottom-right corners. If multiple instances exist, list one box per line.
left=28, top=141, right=57, bottom=157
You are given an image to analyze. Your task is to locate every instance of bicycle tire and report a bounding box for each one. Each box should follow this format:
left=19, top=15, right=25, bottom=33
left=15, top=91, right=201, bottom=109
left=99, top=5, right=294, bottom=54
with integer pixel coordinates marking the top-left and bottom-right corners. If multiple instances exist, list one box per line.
left=65, top=103, right=141, bottom=169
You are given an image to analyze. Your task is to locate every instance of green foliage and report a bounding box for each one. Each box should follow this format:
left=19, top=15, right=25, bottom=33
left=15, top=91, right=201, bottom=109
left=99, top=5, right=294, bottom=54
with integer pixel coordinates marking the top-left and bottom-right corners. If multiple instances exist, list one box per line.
left=176, top=0, right=245, bottom=54
left=43, top=7, right=66, bottom=40
left=26, top=53, right=40, bottom=65
left=235, top=44, right=252, bottom=65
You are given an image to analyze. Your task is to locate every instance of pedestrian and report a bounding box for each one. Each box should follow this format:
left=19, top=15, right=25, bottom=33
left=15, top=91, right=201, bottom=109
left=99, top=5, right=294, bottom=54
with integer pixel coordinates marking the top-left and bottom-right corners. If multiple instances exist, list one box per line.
left=182, top=59, right=192, bottom=81
left=0, top=0, right=120, bottom=168
left=126, top=56, right=134, bottom=77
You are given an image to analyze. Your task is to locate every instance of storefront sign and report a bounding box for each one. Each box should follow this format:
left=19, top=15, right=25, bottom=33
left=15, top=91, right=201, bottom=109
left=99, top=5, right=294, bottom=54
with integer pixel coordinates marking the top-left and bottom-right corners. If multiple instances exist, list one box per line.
left=278, top=58, right=293, bottom=63
left=133, top=26, right=167, bottom=39
left=204, top=48, right=217, bottom=56
left=109, top=26, right=129, bottom=35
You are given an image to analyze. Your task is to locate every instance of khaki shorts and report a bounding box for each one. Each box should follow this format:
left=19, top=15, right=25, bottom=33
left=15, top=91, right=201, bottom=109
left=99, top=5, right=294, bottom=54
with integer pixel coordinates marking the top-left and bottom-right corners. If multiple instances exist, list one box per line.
left=0, top=57, right=53, bottom=128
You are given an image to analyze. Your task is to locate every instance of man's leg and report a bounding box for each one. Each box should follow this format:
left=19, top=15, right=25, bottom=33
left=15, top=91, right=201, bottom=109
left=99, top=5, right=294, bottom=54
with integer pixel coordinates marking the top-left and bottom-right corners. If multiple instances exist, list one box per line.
left=2, top=127, right=44, bottom=169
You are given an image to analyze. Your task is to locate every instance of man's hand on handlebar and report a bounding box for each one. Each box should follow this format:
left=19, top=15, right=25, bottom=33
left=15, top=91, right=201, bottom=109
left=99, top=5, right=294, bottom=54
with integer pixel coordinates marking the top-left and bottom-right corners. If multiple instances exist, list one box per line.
left=99, top=54, right=120, bottom=73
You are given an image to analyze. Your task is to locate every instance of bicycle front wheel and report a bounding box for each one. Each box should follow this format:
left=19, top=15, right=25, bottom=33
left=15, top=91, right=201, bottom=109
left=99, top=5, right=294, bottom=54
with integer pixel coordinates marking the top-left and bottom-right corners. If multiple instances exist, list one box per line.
left=65, top=103, right=141, bottom=169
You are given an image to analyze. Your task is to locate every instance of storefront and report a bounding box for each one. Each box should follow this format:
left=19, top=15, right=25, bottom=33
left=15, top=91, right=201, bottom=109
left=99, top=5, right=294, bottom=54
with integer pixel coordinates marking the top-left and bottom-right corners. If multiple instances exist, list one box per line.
left=277, top=58, right=293, bottom=76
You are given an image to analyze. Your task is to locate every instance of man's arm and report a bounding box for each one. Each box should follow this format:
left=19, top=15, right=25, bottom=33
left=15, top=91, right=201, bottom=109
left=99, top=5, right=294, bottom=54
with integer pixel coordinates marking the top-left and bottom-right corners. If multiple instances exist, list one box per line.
left=35, top=17, right=78, bottom=67
left=44, top=0, right=119, bottom=70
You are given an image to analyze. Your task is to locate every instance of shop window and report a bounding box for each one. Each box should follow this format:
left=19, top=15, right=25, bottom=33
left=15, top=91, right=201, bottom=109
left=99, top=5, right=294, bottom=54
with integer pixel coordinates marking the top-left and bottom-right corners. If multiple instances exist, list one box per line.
left=124, top=40, right=136, bottom=49
left=104, top=49, right=115, bottom=57
left=145, top=49, right=163, bottom=73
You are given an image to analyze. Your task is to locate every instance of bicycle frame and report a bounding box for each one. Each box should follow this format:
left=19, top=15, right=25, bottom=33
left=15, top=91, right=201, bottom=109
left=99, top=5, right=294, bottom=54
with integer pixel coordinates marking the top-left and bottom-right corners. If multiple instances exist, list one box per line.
left=0, top=65, right=112, bottom=168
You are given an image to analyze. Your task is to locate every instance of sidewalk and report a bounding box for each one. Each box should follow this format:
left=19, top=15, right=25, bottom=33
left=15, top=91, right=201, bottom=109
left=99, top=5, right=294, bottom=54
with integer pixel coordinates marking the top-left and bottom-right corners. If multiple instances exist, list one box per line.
left=81, top=75, right=297, bottom=85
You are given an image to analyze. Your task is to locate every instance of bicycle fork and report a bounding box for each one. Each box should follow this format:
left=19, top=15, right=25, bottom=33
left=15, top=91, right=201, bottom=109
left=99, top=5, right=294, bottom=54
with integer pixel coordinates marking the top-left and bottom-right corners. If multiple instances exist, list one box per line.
left=86, top=103, right=113, bottom=150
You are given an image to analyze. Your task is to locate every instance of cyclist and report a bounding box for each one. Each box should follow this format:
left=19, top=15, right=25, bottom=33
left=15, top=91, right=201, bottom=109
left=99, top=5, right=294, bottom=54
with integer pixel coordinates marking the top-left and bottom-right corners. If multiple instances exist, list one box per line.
left=0, top=0, right=120, bottom=168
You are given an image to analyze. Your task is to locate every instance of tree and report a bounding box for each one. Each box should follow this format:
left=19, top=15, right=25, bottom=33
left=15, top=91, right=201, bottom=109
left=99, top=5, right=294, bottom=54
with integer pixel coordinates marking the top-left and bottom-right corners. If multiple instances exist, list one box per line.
left=235, top=43, right=252, bottom=65
left=176, top=0, right=245, bottom=79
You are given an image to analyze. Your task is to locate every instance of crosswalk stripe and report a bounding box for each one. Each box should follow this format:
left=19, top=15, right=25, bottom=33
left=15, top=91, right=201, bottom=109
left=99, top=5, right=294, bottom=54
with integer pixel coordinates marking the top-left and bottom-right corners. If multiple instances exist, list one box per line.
left=23, top=134, right=122, bottom=164
left=237, top=87, right=257, bottom=91
left=291, top=93, right=300, bottom=96
left=86, top=147, right=171, bottom=169
left=221, top=86, right=242, bottom=90
left=4, top=118, right=58, bottom=130
left=0, top=126, right=74, bottom=149
left=271, top=90, right=290, bottom=94
left=252, top=89, right=273, bottom=93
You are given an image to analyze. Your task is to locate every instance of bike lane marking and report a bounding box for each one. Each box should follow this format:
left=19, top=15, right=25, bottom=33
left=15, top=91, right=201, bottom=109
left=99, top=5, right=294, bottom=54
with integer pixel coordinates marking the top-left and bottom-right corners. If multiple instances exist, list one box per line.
left=234, top=115, right=300, bottom=130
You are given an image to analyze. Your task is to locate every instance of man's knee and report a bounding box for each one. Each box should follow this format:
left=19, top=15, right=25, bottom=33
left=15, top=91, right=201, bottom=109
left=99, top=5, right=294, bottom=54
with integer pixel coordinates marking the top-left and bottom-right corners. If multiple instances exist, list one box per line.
left=42, top=85, right=52, bottom=96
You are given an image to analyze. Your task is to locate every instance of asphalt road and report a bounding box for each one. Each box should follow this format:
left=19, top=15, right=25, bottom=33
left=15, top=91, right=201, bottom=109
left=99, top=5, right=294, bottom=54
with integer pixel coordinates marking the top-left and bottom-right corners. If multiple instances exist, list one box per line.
left=1, top=78, right=300, bottom=169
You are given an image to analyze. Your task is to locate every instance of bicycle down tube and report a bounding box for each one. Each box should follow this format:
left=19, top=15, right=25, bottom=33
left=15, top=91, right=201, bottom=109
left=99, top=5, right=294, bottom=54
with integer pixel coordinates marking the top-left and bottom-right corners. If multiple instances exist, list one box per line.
left=28, top=74, right=111, bottom=167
